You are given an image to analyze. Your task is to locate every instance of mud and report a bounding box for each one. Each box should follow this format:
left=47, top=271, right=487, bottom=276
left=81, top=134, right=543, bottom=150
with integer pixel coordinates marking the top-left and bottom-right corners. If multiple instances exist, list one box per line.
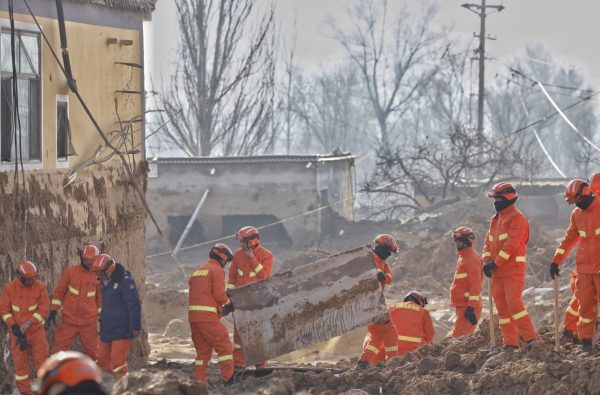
left=0, top=163, right=148, bottom=392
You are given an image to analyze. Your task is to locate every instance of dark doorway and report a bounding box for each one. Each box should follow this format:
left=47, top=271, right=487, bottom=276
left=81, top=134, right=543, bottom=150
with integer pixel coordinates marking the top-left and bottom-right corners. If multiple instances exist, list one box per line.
left=222, top=215, right=292, bottom=249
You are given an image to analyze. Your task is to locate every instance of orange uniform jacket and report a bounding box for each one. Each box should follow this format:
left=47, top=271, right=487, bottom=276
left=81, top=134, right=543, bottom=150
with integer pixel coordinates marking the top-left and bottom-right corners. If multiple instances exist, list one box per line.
left=552, top=198, right=600, bottom=274
left=389, top=301, right=435, bottom=346
left=51, top=265, right=102, bottom=325
left=227, top=245, right=274, bottom=289
left=372, top=251, right=392, bottom=290
left=189, top=259, right=230, bottom=322
left=0, top=279, right=50, bottom=328
left=482, top=205, right=529, bottom=278
left=450, top=247, right=483, bottom=308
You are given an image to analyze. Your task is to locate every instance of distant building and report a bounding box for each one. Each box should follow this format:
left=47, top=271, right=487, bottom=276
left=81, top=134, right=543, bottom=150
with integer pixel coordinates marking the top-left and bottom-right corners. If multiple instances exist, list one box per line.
left=146, top=153, right=355, bottom=251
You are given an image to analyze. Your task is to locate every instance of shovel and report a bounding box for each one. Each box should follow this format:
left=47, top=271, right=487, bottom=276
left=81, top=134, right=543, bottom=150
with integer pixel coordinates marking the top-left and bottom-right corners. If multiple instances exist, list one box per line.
left=553, top=276, right=560, bottom=351
left=488, top=278, right=496, bottom=349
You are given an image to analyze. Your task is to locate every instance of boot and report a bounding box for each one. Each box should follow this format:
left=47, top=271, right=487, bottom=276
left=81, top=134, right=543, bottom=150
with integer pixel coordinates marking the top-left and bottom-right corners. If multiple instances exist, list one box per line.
left=578, top=339, right=593, bottom=354
left=560, top=329, right=574, bottom=344
left=354, top=360, right=370, bottom=370
left=224, top=377, right=236, bottom=388
left=500, top=345, right=518, bottom=353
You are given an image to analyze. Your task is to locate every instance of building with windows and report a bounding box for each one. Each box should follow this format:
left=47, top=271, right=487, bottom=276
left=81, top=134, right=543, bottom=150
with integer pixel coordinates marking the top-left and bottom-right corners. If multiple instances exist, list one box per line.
left=0, top=1, right=154, bottom=389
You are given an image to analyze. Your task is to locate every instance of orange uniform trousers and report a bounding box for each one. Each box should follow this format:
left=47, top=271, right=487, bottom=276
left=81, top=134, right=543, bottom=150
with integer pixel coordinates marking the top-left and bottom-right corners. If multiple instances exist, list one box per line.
left=359, top=322, right=398, bottom=364
left=98, top=339, right=131, bottom=379
left=10, top=325, right=48, bottom=394
left=574, top=273, right=600, bottom=340
left=491, top=275, right=538, bottom=346
left=191, top=321, right=233, bottom=383
left=451, top=303, right=482, bottom=338
left=51, top=321, right=99, bottom=361
left=564, top=272, right=580, bottom=333
left=398, top=338, right=426, bottom=356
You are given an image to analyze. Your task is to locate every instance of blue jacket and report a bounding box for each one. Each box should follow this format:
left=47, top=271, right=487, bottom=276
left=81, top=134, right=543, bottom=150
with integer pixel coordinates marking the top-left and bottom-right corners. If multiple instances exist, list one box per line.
left=99, top=263, right=141, bottom=342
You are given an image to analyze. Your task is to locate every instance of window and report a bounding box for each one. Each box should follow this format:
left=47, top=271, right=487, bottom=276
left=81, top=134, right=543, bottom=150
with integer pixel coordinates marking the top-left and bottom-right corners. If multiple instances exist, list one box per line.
left=57, top=99, right=75, bottom=160
left=0, top=30, right=41, bottom=162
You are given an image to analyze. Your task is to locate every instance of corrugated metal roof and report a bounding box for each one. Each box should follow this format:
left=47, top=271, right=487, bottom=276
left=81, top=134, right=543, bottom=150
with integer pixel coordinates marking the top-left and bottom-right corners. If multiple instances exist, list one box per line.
left=65, top=0, right=156, bottom=13
left=151, top=154, right=355, bottom=165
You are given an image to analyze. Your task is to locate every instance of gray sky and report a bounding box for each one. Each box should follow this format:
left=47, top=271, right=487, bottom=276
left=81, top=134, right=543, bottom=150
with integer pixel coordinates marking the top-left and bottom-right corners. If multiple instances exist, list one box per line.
left=145, top=0, right=600, bottom=98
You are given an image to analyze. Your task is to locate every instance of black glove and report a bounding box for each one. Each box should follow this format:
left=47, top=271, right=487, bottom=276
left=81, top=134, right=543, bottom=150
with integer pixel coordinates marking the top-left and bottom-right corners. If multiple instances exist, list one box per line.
left=483, top=261, right=497, bottom=278
left=17, top=335, right=28, bottom=351
left=464, top=306, right=477, bottom=325
left=222, top=303, right=235, bottom=317
left=46, top=310, right=57, bottom=329
left=550, top=263, right=560, bottom=280
left=11, top=324, right=22, bottom=337
left=376, top=271, right=386, bottom=282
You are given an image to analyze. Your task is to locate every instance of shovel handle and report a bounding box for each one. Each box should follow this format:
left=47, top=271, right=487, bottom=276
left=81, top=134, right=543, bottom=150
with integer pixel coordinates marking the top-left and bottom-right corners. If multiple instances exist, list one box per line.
left=488, top=278, right=496, bottom=348
left=553, top=276, right=560, bottom=351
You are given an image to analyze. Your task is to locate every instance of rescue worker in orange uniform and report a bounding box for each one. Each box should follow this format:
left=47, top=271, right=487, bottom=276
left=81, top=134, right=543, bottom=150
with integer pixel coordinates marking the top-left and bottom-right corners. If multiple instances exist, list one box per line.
left=36, top=351, right=108, bottom=395
left=389, top=291, right=435, bottom=356
left=355, top=234, right=397, bottom=369
left=47, top=245, right=101, bottom=360
left=482, top=182, right=538, bottom=351
left=550, top=179, right=600, bottom=353
left=91, top=254, right=141, bottom=378
left=227, top=226, right=274, bottom=368
left=0, top=261, right=50, bottom=395
left=449, top=226, right=483, bottom=337
left=188, top=244, right=235, bottom=386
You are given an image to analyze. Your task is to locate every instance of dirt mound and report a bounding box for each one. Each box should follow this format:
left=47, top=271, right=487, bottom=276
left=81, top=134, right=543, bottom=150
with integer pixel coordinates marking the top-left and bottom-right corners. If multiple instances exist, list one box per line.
left=113, top=368, right=208, bottom=394
left=164, top=319, right=190, bottom=338
left=144, top=283, right=188, bottom=332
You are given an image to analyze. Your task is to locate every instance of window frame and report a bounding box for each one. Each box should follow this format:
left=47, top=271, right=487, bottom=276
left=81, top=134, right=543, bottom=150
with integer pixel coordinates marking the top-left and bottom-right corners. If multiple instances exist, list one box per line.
left=0, top=19, right=43, bottom=170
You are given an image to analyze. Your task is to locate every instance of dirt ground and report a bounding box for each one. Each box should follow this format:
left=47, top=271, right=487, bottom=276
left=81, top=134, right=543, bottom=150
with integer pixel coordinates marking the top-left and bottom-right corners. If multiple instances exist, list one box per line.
left=134, top=195, right=588, bottom=395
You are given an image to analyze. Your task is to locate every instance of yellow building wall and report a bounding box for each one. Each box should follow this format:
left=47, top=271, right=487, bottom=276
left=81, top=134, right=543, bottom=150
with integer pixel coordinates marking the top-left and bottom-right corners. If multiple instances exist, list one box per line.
left=0, top=11, right=142, bottom=170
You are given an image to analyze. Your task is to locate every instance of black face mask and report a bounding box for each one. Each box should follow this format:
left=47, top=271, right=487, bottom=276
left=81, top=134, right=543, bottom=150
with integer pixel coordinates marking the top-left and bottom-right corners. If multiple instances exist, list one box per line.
left=373, top=244, right=392, bottom=260
left=494, top=198, right=516, bottom=213
left=455, top=238, right=472, bottom=251
left=576, top=195, right=595, bottom=210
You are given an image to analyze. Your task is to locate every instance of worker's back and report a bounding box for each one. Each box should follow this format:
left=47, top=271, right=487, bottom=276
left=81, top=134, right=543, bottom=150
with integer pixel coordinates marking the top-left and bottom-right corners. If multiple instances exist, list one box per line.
left=389, top=301, right=435, bottom=355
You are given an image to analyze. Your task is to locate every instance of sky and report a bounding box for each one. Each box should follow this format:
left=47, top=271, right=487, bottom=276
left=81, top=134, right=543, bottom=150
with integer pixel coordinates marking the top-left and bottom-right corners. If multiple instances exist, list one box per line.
left=145, top=0, right=600, bottom=91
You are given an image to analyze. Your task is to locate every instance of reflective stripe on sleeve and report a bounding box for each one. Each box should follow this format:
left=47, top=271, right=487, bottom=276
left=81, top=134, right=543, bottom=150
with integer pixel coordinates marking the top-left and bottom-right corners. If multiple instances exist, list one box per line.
left=226, top=284, right=235, bottom=290
left=33, top=313, right=44, bottom=324
left=455, top=273, right=467, bottom=279
left=498, top=250, right=510, bottom=260
left=482, top=252, right=491, bottom=258
left=195, top=360, right=204, bottom=366
left=233, top=343, right=242, bottom=350
left=68, top=285, right=80, bottom=296
left=515, top=256, right=526, bottom=263
left=580, top=317, right=594, bottom=324
left=567, top=306, right=579, bottom=317
left=384, top=346, right=399, bottom=352
left=398, top=335, right=422, bottom=343
left=217, top=354, right=233, bottom=362
left=464, top=292, right=470, bottom=298
left=249, top=271, right=257, bottom=278
left=238, top=269, right=244, bottom=277
left=556, top=248, right=565, bottom=255
left=86, top=291, right=96, bottom=297
left=365, top=345, right=379, bottom=354
left=51, top=299, right=63, bottom=307
left=498, top=233, right=508, bottom=241
left=2, top=313, right=13, bottom=322
left=15, top=374, right=28, bottom=381
left=113, top=364, right=127, bottom=373
left=488, top=235, right=493, bottom=241
left=11, top=305, right=20, bottom=312
left=499, top=317, right=511, bottom=325
left=579, top=231, right=587, bottom=238
left=254, top=264, right=264, bottom=274
left=188, top=305, right=218, bottom=313
left=469, top=295, right=480, bottom=301
left=28, top=304, right=37, bottom=312
left=192, top=269, right=209, bottom=277
left=512, top=310, right=528, bottom=320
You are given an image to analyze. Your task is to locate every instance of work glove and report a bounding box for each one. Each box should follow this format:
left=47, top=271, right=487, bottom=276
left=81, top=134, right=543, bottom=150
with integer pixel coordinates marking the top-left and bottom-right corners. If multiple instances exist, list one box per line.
left=11, top=324, right=22, bottom=337
left=376, top=271, right=387, bottom=282
left=464, top=306, right=477, bottom=325
left=45, top=310, right=57, bottom=329
left=483, top=261, right=497, bottom=278
left=17, top=335, right=28, bottom=351
left=550, top=263, right=560, bottom=280
left=222, top=303, right=235, bottom=317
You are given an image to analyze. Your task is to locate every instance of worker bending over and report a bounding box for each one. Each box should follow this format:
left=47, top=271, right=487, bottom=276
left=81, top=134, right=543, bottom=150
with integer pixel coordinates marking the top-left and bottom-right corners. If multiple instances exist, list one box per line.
left=389, top=291, right=435, bottom=356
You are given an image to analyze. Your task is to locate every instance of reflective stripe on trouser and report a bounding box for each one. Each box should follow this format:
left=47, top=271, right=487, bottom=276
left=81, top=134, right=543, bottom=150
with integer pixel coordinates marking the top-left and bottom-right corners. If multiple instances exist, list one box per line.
left=98, top=339, right=131, bottom=379
left=51, top=321, right=99, bottom=360
left=10, top=325, right=49, bottom=393
left=190, top=320, right=233, bottom=383
left=359, top=321, right=398, bottom=363
left=451, top=304, right=482, bottom=338
left=564, top=296, right=580, bottom=333
left=575, top=273, right=600, bottom=339
left=491, top=275, right=538, bottom=346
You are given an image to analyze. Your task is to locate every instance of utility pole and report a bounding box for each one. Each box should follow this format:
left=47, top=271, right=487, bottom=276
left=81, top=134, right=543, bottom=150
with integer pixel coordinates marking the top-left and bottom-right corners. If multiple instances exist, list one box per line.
left=462, top=1, right=504, bottom=136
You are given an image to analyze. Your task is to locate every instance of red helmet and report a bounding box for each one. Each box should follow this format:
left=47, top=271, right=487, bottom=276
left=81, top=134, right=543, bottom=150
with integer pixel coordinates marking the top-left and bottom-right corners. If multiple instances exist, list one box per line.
left=80, top=244, right=100, bottom=268
left=373, top=234, right=398, bottom=253
left=36, top=351, right=102, bottom=395
left=565, top=179, right=593, bottom=205
left=210, top=243, right=234, bottom=263
left=488, top=182, right=517, bottom=200
left=236, top=226, right=260, bottom=247
left=589, top=173, right=600, bottom=196
left=17, top=261, right=38, bottom=283
left=404, top=291, right=428, bottom=307
left=91, top=254, right=115, bottom=274
left=452, top=226, right=475, bottom=240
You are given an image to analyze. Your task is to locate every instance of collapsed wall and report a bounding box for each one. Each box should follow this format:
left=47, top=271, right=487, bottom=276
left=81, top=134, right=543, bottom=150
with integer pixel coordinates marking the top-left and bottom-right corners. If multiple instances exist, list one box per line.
left=0, top=162, right=149, bottom=392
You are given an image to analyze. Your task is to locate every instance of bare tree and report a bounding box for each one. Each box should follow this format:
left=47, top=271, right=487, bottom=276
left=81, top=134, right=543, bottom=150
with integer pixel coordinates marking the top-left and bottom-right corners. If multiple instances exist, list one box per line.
left=157, top=0, right=276, bottom=156
left=330, top=0, right=440, bottom=146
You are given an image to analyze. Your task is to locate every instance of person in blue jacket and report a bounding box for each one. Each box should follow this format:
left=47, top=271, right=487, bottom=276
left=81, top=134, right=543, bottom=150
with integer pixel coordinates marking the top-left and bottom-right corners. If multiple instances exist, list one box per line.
left=90, top=254, right=141, bottom=379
